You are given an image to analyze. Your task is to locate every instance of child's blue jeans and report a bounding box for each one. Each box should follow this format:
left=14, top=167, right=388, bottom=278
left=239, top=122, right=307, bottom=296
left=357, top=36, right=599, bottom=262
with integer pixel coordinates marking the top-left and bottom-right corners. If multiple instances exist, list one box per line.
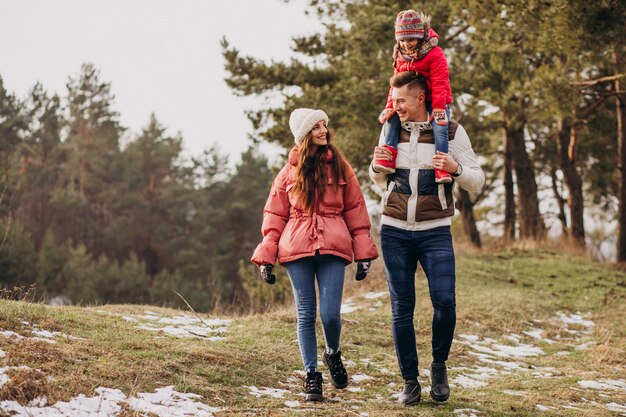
left=384, top=104, right=450, bottom=155
left=284, top=253, right=346, bottom=373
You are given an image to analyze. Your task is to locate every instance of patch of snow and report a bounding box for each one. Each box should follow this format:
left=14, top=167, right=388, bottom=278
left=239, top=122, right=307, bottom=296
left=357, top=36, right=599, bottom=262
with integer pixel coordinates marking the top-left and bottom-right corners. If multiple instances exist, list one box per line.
left=606, top=402, right=626, bottom=413
left=0, top=385, right=220, bottom=417
left=363, top=292, right=387, bottom=300
left=532, top=371, right=555, bottom=379
left=351, top=374, right=373, bottom=383
left=454, top=408, right=481, bottom=417
left=126, top=386, right=221, bottom=416
left=505, top=334, right=522, bottom=343
left=578, top=379, right=626, bottom=392
left=557, top=312, right=595, bottom=329
left=468, top=342, right=544, bottom=358
left=245, top=386, right=290, bottom=399
left=522, top=329, right=556, bottom=344
left=0, top=350, right=5, bottom=359
left=501, top=390, right=525, bottom=396
left=452, top=375, right=488, bottom=389
left=284, top=400, right=300, bottom=408
left=340, top=301, right=360, bottom=314
left=347, top=387, right=362, bottom=392
left=458, top=334, right=480, bottom=342
left=536, top=404, right=557, bottom=411
left=575, top=342, right=594, bottom=351
left=0, top=331, right=24, bottom=340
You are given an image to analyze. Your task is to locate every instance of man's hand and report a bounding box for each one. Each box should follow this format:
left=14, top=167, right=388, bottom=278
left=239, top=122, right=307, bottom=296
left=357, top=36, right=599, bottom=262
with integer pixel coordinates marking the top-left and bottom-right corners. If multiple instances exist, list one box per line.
left=259, top=264, right=276, bottom=285
left=355, top=260, right=371, bottom=281
left=432, top=151, right=459, bottom=174
left=378, top=108, right=396, bottom=124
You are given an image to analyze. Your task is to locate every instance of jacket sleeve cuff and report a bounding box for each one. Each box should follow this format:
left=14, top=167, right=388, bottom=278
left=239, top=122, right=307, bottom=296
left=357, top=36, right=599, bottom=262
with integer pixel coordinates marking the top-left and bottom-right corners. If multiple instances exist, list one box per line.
left=251, top=242, right=278, bottom=267
left=352, top=235, right=379, bottom=262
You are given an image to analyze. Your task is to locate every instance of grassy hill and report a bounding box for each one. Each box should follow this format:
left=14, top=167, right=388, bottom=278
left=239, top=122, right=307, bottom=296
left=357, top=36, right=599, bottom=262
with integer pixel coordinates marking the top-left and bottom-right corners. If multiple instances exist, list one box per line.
left=1, top=248, right=625, bottom=416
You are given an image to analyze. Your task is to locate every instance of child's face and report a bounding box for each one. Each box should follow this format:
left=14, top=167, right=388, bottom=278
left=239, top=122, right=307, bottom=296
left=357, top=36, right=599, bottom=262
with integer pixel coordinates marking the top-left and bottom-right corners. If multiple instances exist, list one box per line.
left=399, top=39, right=419, bottom=53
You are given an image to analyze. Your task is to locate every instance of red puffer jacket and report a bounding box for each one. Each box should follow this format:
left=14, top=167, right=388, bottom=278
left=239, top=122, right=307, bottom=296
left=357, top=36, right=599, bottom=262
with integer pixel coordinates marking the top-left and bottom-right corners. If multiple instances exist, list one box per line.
left=251, top=147, right=378, bottom=266
left=385, top=28, right=453, bottom=110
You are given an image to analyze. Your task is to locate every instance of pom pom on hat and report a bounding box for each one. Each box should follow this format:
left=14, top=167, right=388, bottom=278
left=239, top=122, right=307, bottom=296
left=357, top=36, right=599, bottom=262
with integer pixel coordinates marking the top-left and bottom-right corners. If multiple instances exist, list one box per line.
left=289, top=108, right=329, bottom=146
left=395, top=10, right=431, bottom=41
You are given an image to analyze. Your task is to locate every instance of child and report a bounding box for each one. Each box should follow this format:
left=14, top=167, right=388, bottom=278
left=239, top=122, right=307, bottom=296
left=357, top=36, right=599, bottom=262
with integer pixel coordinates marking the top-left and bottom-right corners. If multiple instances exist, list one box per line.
left=374, top=10, right=454, bottom=183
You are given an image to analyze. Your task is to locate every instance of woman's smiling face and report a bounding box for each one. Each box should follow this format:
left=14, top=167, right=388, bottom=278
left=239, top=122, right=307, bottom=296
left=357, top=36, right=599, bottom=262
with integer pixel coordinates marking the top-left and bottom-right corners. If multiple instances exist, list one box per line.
left=310, top=120, right=328, bottom=147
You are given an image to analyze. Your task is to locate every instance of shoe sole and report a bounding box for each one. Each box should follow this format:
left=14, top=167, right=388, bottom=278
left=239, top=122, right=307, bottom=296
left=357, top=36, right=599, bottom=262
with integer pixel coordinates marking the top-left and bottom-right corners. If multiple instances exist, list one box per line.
left=401, top=396, right=421, bottom=406
left=305, top=393, right=323, bottom=401
left=430, top=391, right=450, bottom=402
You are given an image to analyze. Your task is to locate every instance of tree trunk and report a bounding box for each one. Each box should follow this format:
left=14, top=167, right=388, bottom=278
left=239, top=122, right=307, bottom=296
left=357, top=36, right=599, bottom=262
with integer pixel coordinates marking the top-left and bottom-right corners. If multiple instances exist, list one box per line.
left=502, top=119, right=516, bottom=240
left=616, top=45, right=626, bottom=261
left=506, top=110, right=545, bottom=240
left=556, top=117, right=585, bottom=246
left=456, top=188, right=482, bottom=248
left=549, top=165, right=568, bottom=237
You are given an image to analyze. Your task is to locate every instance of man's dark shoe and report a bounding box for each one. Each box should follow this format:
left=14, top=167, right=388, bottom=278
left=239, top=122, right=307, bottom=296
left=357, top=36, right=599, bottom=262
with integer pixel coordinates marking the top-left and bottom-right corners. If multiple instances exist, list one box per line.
left=322, top=351, right=348, bottom=389
left=304, top=371, right=323, bottom=401
left=398, top=379, right=421, bottom=406
left=430, top=362, right=450, bottom=402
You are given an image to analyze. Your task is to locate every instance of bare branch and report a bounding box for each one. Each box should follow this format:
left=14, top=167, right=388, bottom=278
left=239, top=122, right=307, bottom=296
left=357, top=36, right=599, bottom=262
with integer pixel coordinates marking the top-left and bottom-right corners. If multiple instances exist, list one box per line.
left=444, top=25, right=470, bottom=43
left=570, top=73, right=626, bottom=86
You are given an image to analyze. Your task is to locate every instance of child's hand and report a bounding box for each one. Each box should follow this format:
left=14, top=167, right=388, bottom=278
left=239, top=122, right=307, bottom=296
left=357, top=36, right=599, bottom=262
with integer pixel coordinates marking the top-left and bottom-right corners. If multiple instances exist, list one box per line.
left=378, top=108, right=396, bottom=124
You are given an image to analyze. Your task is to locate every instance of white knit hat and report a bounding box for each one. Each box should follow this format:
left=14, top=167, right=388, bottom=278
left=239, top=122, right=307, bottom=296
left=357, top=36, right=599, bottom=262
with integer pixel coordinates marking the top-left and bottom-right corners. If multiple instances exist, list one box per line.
left=289, top=108, right=329, bottom=146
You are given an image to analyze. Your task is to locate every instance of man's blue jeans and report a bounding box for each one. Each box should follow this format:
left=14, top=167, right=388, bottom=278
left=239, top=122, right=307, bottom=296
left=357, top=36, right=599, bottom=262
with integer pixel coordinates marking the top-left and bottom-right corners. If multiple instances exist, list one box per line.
left=284, top=254, right=345, bottom=373
left=381, top=225, right=456, bottom=381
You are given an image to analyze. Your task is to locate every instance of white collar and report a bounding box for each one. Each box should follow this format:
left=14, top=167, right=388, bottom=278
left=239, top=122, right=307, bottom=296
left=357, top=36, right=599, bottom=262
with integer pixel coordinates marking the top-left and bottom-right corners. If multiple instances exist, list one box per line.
left=401, top=120, right=432, bottom=132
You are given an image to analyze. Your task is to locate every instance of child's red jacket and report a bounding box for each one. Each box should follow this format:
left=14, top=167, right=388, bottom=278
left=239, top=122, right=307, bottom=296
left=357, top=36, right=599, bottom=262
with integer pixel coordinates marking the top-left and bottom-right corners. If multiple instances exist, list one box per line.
left=385, top=29, right=453, bottom=110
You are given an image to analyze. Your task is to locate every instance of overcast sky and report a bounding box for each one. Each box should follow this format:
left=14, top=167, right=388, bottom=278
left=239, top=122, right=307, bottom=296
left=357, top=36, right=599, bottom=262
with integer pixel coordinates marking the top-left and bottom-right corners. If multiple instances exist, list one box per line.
left=0, top=0, right=325, bottom=162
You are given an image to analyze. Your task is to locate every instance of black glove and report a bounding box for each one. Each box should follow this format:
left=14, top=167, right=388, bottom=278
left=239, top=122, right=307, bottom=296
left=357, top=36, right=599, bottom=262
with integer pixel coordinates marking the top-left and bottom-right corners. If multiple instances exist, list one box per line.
left=355, top=260, right=371, bottom=281
left=259, top=264, right=276, bottom=285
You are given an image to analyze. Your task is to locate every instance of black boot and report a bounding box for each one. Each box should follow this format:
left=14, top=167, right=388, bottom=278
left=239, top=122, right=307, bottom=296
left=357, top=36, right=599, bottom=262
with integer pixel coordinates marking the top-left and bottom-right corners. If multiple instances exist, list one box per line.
left=322, top=351, right=348, bottom=389
left=304, top=371, right=323, bottom=401
left=398, top=379, right=421, bottom=406
left=430, top=362, right=450, bottom=401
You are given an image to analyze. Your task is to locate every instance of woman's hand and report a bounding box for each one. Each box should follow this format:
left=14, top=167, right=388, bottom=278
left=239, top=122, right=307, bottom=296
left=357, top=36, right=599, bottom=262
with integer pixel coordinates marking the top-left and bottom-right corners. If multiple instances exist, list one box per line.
left=259, top=264, right=276, bottom=285
left=355, top=260, right=371, bottom=281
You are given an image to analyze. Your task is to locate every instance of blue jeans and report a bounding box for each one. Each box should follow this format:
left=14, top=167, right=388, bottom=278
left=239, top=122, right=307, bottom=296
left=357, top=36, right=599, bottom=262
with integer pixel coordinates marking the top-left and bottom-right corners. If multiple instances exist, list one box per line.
left=381, top=225, right=456, bottom=381
left=284, top=254, right=346, bottom=373
left=384, top=104, right=450, bottom=154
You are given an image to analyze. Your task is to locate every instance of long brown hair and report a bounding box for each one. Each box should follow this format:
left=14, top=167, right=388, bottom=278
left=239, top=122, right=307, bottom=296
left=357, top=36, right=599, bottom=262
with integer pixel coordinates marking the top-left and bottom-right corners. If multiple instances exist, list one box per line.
left=291, top=128, right=346, bottom=214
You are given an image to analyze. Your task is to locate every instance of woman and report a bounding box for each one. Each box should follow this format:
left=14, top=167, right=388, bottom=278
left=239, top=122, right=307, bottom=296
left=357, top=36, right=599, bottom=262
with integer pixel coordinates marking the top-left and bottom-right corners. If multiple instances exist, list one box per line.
left=251, top=108, right=378, bottom=401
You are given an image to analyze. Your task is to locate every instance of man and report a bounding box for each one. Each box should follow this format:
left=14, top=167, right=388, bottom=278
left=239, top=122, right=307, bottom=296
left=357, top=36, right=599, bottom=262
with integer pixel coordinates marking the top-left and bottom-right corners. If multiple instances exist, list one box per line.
left=370, top=71, right=485, bottom=406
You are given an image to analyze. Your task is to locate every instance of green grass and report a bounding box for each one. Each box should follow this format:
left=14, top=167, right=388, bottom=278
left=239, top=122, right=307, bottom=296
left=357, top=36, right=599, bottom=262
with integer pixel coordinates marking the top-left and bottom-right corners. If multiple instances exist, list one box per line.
left=1, top=248, right=625, bottom=416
